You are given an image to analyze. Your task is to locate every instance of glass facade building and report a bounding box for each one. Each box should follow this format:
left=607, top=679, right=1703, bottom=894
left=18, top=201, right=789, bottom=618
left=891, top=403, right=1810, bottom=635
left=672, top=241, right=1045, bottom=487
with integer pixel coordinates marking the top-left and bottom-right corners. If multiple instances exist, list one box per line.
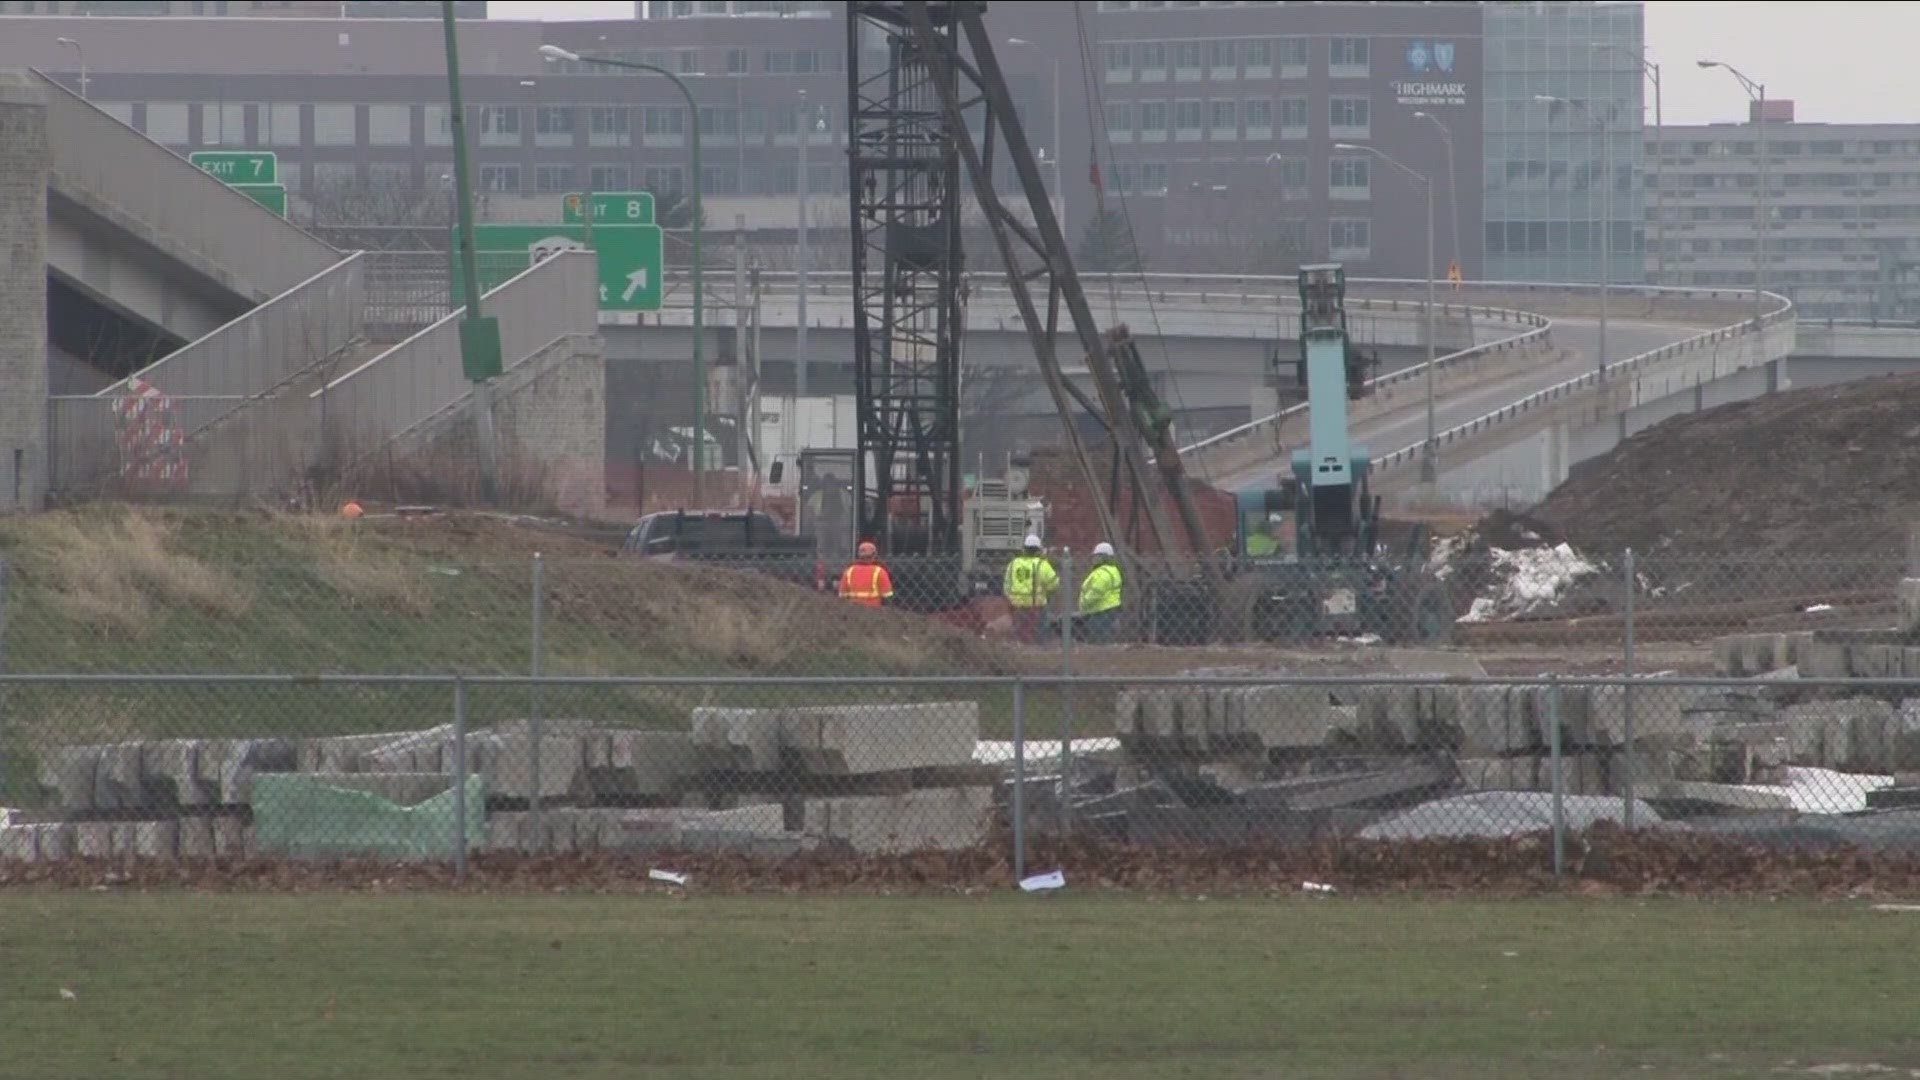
left=1483, top=2, right=1645, bottom=283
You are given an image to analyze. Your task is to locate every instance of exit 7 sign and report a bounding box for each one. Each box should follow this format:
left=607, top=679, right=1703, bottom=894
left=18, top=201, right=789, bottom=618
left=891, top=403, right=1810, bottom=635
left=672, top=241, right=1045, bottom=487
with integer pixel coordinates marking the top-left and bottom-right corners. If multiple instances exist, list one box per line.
left=188, top=151, right=278, bottom=185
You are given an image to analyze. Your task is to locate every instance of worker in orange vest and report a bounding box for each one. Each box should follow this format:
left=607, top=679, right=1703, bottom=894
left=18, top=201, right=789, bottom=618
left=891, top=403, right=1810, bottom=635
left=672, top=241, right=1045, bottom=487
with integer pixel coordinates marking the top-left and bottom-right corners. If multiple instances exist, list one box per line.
left=838, top=540, right=896, bottom=608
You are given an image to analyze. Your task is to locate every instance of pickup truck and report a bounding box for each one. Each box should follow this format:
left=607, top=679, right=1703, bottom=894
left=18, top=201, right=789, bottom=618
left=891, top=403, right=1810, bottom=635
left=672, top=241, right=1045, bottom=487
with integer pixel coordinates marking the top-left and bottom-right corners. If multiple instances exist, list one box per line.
left=621, top=510, right=827, bottom=590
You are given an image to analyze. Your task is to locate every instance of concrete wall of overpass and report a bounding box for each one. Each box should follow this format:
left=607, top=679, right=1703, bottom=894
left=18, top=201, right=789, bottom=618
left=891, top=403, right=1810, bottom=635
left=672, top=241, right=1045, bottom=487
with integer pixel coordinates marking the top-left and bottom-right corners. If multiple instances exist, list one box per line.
left=0, top=73, right=49, bottom=512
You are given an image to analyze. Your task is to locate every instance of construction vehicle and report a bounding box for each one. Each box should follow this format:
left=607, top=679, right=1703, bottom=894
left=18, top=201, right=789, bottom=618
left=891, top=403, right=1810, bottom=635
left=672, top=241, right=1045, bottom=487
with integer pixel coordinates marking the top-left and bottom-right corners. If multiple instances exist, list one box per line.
left=1229, top=265, right=1453, bottom=644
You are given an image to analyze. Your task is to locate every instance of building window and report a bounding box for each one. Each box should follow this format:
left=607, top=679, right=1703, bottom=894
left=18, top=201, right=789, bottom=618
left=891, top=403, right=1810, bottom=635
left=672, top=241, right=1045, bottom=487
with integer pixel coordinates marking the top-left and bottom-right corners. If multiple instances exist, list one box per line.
left=726, top=48, right=749, bottom=75
left=1244, top=98, right=1271, bottom=139
left=590, top=164, right=629, bottom=192
left=1208, top=98, right=1236, bottom=140
left=1138, top=43, right=1167, bottom=82
left=1330, top=156, right=1369, bottom=199
left=1277, top=36, right=1307, bottom=74
left=1329, top=96, right=1369, bottom=139
left=698, top=106, right=739, bottom=145
left=1209, top=40, right=1236, bottom=79
left=478, top=105, right=520, bottom=147
left=535, top=164, right=573, bottom=193
left=478, top=164, right=520, bottom=193
left=1174, top=99, right=1203, bottom=141
left=1329, top=36, right=1369, bottom=76
left=1105, top=43, right=1132, bottom=83
left=741, top=105, right=768, bottom=143
left=701, top=165, right=740, bottom=195
left=1278, top=95, right=1307, bottom=137
left=368, top=104, right=410, bottom=147
left=201, top=102, right=247, bottom=147
left=1139, top=100, right=1168, bottom=142
left=368, top=162, right=410, bottom=190
left=765, top=48, right=822, bottom=74
left=1243, top=40, right=1271, bottom=78
left=535, top=106, right=575, bottom=147
left=1173, top=41, right=1203, bottom=81
left=1105, top=102, right=1133, bottom=143
left=313, top=103, right=356, bottom=146
left=260, top=102, right=301, bottom=147
left=1329, top=217, right=1370, bottom=257
left=1277, top=156, right=1307, bottom=193
left=312, top=162, right=358, bottom=191
left=677, top=49, right=700, bottom=74
left=144, top=101, right=190, bottom=145
left=589, top=106, right=630, bottom=147
left=644, top=105, right=686, bottom=146
left=642, top=165, right=683, bottom=195
left=423, top=104, right=451, bottom=148
left=1139, top=162, right=1168, bottom=195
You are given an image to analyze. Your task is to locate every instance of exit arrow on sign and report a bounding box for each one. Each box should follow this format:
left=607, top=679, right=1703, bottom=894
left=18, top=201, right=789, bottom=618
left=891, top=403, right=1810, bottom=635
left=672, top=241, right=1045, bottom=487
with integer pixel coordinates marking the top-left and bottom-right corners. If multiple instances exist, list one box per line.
left=622, top=269, right=649, bottom=303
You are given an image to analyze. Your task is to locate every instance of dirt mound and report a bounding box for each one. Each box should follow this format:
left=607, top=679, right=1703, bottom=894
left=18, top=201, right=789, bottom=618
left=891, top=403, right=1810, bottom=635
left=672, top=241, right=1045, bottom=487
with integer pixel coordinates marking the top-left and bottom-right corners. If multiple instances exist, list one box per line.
left=1536, top=372, right=1920, bottom=568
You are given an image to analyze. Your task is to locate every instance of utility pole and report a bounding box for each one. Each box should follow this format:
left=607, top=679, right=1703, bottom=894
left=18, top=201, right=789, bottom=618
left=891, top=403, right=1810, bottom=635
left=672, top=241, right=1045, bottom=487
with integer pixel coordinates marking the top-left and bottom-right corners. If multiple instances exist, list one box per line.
left=796, top=90, right=812, bottom=399
left=443, top=1, right=503, bottom=499
left=1700, top=60, right=1769, bottom=327
left=1414, top=110, right=1458, bottom=276
left=1538, top=95, right=1610, bottom=382
left=735, top=215, right=750, bottom=492
left=1337, top=143, right=1435, bottom=481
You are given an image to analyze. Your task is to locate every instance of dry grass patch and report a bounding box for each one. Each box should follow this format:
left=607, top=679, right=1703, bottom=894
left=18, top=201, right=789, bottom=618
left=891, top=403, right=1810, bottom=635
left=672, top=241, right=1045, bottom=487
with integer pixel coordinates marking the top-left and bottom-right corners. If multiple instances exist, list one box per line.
left=270, top=512, right=434, bottom=617
left=7, top=509, right=250, bottom=638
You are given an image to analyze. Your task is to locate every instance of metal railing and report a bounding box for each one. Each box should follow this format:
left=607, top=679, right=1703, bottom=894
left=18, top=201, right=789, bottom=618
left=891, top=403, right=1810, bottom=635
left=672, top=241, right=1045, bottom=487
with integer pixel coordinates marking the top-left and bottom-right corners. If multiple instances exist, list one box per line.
left=1372, top=292, right=1797, bottom=475
left=36, top=69, right=340, bottom=301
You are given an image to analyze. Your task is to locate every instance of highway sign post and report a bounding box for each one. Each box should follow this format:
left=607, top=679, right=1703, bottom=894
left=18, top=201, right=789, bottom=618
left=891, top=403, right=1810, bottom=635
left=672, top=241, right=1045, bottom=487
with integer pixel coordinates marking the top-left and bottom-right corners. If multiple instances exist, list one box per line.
left=562, top=191, right=655, bottom=226
left=233, top=183, right=287, bottom=217
left=188, top=151, right=277, bottom=185
left=451, top=222, right=663, bottom=311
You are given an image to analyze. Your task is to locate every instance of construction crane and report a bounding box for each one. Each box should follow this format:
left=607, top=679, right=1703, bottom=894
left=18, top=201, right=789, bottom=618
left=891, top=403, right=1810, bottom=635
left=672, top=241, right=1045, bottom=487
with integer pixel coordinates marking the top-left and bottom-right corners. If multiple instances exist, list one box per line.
left=847, top=1, right=1220, bottom=601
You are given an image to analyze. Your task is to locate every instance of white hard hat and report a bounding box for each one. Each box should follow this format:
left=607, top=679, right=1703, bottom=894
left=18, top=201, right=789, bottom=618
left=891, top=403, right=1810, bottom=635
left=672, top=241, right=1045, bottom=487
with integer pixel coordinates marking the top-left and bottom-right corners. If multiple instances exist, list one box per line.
left=1093, top=542, right=1115, bottom=557
left=1023, top=534, right=1042, bottom=549
left=1268, top=512, right=1285, bottom=525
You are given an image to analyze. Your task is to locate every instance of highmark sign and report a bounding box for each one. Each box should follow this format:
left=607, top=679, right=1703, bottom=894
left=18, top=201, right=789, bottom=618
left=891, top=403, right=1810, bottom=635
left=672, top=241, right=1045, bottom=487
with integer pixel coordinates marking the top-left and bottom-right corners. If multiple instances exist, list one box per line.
left=1392, top=80, right=1470, bottom=107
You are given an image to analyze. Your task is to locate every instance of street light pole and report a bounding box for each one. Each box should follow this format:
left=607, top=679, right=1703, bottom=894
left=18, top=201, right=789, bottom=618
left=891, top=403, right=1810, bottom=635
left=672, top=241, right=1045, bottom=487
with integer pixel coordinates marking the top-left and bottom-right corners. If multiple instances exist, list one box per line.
left=1336, top=142, right=1435, bottom=482
left=1413, top=111, right=1458, bottom=277
left=1537, top=95, right=1610, bottom=382
left=56, top=37, right=86, bottom=100
left=796, top=89, right=811, bottom=400
left=1700, top=60, right=1768, bottom=328
left=1601, top=45, right=1662, bottom=285
left=542, top=43, right=707, bottom=504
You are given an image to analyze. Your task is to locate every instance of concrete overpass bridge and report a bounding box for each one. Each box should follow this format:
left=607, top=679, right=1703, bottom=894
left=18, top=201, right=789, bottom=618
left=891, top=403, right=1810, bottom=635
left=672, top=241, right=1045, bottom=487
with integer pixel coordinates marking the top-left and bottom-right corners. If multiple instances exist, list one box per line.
left=13, top=66, right=1803, bottom=516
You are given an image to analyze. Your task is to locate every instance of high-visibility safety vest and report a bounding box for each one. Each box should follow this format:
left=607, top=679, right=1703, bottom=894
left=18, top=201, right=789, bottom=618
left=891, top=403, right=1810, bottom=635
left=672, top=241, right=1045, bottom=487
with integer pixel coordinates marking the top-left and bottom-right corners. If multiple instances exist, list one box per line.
left=1003, top=554, right=1059, bottom=609
left=838, top=562, right=895, bottom=607
left=1079, top=561, right=1123, bottom=616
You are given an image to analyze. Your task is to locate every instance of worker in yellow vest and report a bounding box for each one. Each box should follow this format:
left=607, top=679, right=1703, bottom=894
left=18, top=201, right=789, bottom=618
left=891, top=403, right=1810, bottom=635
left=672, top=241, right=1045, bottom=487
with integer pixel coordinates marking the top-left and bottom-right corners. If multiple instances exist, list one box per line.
left=1003, top=534, right=1059, bottom=644
left=1076, top=541, right=1124, bottom=644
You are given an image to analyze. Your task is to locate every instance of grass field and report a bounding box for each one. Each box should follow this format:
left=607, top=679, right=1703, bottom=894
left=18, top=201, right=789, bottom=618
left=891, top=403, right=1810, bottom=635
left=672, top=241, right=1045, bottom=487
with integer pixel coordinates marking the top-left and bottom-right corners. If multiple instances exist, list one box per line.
left=4, top=895, right=1918, bottom=1080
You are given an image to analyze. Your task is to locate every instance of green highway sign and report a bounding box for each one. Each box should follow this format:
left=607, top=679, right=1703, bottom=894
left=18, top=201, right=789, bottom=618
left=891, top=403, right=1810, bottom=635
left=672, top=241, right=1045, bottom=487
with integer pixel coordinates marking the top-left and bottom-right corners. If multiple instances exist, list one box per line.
left=188, top=150, right=278, bottom=184
left=561, top=191, right=656, bottom=226
left=452, top=223, right=664, bottom=311
left=233, top=183, right=287, bottom=217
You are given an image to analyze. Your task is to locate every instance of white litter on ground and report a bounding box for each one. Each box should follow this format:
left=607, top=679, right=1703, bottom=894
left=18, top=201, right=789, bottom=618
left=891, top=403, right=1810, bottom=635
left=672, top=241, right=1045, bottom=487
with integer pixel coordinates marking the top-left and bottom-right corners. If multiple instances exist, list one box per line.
left=648, top=869, right=689, bottom=886
left=1457, top=542, right=1598, bottom=623
left=1019, top=870, right=1066, bottom=892
left=1426, top=535, right=1469, bottom=581
left=1741, top=767, right=1893, bottom=814
left=973, top=738, right=1121, bottom=765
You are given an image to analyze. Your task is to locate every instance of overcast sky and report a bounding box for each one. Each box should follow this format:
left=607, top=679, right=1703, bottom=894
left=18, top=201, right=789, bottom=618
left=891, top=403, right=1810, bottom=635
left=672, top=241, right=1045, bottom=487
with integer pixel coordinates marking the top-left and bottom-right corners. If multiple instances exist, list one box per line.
left=486, top=2, right=1919, bottom=128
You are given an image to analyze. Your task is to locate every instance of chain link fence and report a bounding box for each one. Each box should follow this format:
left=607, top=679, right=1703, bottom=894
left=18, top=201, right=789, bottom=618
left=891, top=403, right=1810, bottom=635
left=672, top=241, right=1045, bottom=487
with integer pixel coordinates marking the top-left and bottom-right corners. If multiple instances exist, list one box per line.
left=2, top=673, right=1918, bottom=878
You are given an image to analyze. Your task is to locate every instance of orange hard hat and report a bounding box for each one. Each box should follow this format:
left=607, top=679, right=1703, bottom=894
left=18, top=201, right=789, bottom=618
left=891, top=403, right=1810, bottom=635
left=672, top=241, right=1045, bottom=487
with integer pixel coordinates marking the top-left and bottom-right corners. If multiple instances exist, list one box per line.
left=857, top=540, right=878, bottom=559
left=340, top=500, right=364, bottom=519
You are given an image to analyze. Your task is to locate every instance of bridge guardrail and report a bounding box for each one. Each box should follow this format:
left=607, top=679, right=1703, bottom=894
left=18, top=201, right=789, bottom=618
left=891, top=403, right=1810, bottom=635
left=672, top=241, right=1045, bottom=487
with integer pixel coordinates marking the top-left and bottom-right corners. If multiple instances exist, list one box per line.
left=1372, top=291, right=1797, bottom=475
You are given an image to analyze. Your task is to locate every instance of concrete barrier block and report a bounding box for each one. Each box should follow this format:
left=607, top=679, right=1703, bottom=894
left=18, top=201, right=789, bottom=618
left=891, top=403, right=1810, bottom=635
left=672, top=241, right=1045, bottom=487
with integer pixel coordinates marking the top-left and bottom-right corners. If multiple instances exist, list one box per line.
left=95, top=743, right=147, bottom=811
left=133, top=819, right=179, bottom=859
left=1899, top=578, right=1920, bottom=634
left=595, top=730, right=724, bottom=797
left=40, top=746, right=102, bottom=812
left=1457, top=685, right=1533, bottom=755
left=779, top=702, right=979, bottom=775
left=691, top=707, right=783, bottom=771
left=35, top=824, right=73, bottom=861
left=478, top=734, right=582, bottom=800
left=74, top=822, right=113, bottom=858
left=212, top=815, right=250, bottom=858
left=361, top=725, right=454, bottom=773
left=177, top=815, right=216, bottom=858
left=803, top=786, right=993, bottom=854
left=220, top=739, right=298, bottom=805
left=0, top=825, right=37, bottom=862
left=1239, top=686, right=1334, bottom=749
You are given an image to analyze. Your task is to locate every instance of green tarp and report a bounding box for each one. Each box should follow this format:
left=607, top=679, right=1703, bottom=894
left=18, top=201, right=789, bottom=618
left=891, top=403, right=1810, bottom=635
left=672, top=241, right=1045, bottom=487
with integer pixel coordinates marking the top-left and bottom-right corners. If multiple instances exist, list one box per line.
left=252, top=774, right=485, bottom=859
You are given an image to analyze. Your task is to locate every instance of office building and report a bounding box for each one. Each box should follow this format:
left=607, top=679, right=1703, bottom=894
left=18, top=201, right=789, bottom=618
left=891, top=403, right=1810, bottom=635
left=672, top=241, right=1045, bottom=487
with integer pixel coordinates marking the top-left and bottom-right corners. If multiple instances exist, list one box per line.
left=1650, top=104, right=1920, bottom=319
left=0, top=1, right=487, bottom=16
left=0, top=1, right=1642, bottom=282
left=1481, top=0, right=1644, bottom=283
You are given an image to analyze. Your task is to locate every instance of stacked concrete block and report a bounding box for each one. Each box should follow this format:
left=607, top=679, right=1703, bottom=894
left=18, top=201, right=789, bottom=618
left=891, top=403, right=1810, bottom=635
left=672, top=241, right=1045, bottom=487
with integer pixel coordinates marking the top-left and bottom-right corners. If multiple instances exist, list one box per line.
left=801, top=786, right=993, bottom=854
left=486, top=804, right=794, bottom=856
left=1713, top=632, right=1814, bottom=678
left=37, top=738, right=297, bottom=812
left=778, top=703, right=979, bottom=774
left=1900, top=579, right=1920, bottom=635
left=1457, top=753, right=1609, bottom=797
left=1115, top=687, right=1332, bottom=755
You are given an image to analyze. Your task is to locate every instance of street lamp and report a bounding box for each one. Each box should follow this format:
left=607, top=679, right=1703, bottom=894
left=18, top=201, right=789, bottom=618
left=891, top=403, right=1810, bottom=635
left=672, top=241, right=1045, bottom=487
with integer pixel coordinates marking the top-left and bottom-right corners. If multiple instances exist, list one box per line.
left=1411, top=111, right=1458, bottom=281
left=1699, top=59, right=1769, bottom=328
left=1006, top=38, right=1063, bottom=232
left=795, top=88, right=824, bottom=399
left=1536, top=94, right=1611, bottom=383
left=1601, top=44, right=1663, bottom=285
left=56, top=37, right=86, bottom=100
left=541, top=42, right=710, bottom=503
left=1335, top=142, right=1437, bottom=483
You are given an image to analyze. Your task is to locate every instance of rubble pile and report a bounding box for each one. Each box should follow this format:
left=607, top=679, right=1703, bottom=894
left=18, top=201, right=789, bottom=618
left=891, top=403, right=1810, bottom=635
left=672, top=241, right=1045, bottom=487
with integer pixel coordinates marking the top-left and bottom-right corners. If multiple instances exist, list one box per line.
left=0, top=704, right=996, bottom=863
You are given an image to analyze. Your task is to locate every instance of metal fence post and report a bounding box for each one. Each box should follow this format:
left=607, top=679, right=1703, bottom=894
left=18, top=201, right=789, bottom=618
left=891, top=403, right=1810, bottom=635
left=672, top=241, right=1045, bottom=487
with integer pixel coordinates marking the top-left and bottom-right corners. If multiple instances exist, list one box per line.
left=453, top=674, right=469, bottom=883
left=1012, top=677, right=1027, bottom=884
left=1547, top=675, right=1565, bottom=881
left=1622, top=547, right=1636, bottom=829
left=1059, top=550, right=1074, bottom=839
left=530, top=552, right=545, bottom=846
left=0, top=557, right=9, bottom=803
